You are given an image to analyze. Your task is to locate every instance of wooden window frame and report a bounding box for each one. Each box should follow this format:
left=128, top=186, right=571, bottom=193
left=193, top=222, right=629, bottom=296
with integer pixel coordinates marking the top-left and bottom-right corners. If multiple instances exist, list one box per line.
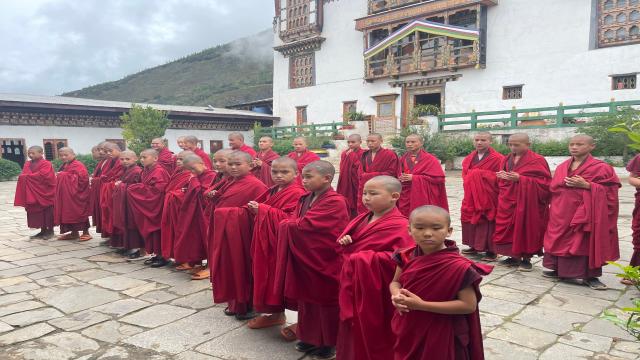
left=597, top=0, right=640, bottom=48
left=611, top=73, right=637, bottom=89
left=210, top=140, right=224, bottom=154
left=502, top=85, right=523, bottom=100
left=289, top=53, right=315, bottom=89
left=342, top=101, right=357, bottom=121
left=43, top=139, right=69, bottom=160
left=296, top=106, right=308, bottom=126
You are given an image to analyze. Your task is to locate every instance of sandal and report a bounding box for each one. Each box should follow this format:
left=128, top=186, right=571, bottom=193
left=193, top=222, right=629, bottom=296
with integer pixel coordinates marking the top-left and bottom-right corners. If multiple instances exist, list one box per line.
left=585, top=278, right=607, bottom=290
left=189, top=265, right=204, bottom=275
left=79, top=234, right=93, bottom=242
left=175, top=263, right=193, bottom=271
left=223, top=307, right=236, bottom=316
left=191, top=269, right=210, bottom=280
left=248, top=314, right=286, bottom=329
left=280, top=323, right=298, bottom=342
left=57, top=233, right=79, bottom=241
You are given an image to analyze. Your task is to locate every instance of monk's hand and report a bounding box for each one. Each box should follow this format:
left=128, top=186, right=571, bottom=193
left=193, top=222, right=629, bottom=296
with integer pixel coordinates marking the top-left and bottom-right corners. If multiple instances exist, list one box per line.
left=114, top=181, right=121, bottom=186
left=399, top=173, right=412, bottom=182
left=496, top=171, right=508, bottom=180
left=391, top=293, right=410, bottom=314
left=398, top=289, right=425, bottom=311
left=338, top=235, right=353, bottom=246
left=247, top=201, right=259, bottom=213
left=254, top=159, right=262, bottom=167
left=502, top=172, right=520, bottom=182
left=206, top=190, right=217, bottom=198
left=565, top=176, right=590, bottom=189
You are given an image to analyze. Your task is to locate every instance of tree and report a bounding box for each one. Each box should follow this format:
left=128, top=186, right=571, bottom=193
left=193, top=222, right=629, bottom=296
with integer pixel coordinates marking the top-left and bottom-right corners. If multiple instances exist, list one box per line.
left=121, top=105, right=171, bottom=154
left=578, top=107, right=638, bottom=160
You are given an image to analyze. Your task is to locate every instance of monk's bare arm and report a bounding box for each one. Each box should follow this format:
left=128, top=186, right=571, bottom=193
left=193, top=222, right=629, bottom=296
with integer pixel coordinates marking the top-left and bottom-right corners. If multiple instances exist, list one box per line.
left=389, top=266, right=403, bottom=297
left=629, top=173, right=640, bottom=188
left=398, top=286, right=477, bottom=315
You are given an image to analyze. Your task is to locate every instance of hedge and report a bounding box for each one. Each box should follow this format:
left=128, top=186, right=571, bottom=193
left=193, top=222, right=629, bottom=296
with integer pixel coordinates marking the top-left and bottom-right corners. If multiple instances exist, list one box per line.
left=52, top=154, right=98, bottom=174
left=0, top=159, right=22, bottom=181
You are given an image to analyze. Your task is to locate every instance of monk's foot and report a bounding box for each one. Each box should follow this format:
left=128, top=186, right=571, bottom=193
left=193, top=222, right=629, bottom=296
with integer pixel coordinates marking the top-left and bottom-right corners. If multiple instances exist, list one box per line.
left=175, top=263, right=193, bottom=271
left=481, top=252, right=498, bottom=262
left=191, top=269, right=210, bottom=280
left=115, top=248, right=127, bottom=255
left=585, top=277, right=607, bottom=290
left=29, top=231, right=44, bottom=239
left=517, top=259, right=533, bottom=272
left=143, top=256, right=159, bottom=265
left=41, top=230, right=54, bottom=240
left=461, top=247, right=478, bottom=255
left=542, top=270, right=558, bottom=278
left=295, top=342, right=319, bottom=353
left=223, top=307, right=237, bottom=316
left=498, top=257, right=520, bottom=267
left=235, top=311, right=257, bottom=321
left=280, top=324, right=297, bottom=342
left=79, top=234, right=93, bottom=242
left=57, top=233, right=79, bottom=241
left=150, top=257, right=169, bottom=268
left=247, top=314, right=286, bottom=329
left=310, top=346, right=336, bottom=360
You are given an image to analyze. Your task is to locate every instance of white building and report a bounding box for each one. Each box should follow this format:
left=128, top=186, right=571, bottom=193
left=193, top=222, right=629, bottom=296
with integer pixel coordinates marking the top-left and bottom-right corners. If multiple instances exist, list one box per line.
left=272, top=0, right=640, bottom=134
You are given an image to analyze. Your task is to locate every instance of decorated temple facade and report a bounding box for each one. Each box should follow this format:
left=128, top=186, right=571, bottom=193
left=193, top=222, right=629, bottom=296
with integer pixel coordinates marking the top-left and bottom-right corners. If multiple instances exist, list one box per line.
left=272, top=0, right=640, bottom=132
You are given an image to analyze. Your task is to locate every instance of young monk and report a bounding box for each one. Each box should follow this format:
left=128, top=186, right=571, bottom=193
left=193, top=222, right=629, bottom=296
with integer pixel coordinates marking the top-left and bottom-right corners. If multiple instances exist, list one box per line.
left=390, top=206, right=492, bottom=360
left=54, top=147, right=92, bottom=241
left=336, top=176, right=413, bottom=360
left=246, top=157, right=306, bottom=331
left=357, top=133, right=400, bottom=214
left=460, top=133, right=504, bottom=261
left=127, top=149, right=170, bottom=267
left=210, top=151, right=268, bottom=319
left=99, top=142, right=124, bottom=240
left=160, top=151, right=195, bottom=264
left=628, top=153, right=640, bottom=276
left=276, top=160, right=349, bottom=360
left=14, top=146, right=56, bottom=240
left=397, top=134, right=448, bottom=216
left=543, top=135, right=621, bottom=289
left=111, top=150, right=143, bottom=252
left=90, top=142, right=108, bottom=235
left=287, top=137, right=320, bottom=184
left=177, top=136, right=188, bottom=151
left=336, top=134, right=365, bottom=218
left=151, top=137, right=176, bottom=174
left=228, top=132, right=257, bottom=157
left=252, top=136, right=280, bottom=187
left=493, top=133, right=551, bottom=271
left=183, top=135, right=213, bottom=169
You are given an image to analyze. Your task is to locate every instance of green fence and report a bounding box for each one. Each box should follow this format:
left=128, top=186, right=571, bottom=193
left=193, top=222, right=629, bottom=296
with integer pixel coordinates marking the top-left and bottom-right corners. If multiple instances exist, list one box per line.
left=437, top=100, right=640, bottom=132
left=259, top=122, right=345, bottom=139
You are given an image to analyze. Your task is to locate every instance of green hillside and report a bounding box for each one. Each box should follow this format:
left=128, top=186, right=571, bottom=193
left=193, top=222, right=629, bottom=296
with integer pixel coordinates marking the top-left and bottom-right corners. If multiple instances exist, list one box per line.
left=63, top=30, right=273, bottom=107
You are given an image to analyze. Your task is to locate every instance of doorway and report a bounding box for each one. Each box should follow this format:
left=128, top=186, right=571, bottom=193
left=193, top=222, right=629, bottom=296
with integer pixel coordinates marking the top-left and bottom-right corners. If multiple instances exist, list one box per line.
left=414, top=93, right=441, bottom=108
left=401, top=86, right=443, bottom=128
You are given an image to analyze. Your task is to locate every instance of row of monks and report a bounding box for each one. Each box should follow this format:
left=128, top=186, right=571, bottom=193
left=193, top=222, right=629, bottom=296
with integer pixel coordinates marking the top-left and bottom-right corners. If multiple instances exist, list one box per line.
left=13, top=131, right=639, bottom=360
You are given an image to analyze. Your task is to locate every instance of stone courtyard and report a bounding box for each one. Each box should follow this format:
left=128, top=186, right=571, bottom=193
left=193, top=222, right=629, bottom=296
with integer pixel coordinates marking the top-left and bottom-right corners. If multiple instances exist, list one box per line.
left=0, top=174, right=638, bottom=360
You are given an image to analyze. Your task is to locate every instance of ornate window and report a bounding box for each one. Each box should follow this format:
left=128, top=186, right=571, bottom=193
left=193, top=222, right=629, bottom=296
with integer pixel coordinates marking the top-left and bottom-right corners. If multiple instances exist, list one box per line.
left=296, top=106, right=308, bottom=125
left=612, top=74, right=637, bottom=89
left=278, top=0, right=320, bottom=42
left=502, top=85, right=523, bottom=100
left=343, top=101, right=357, bottom=121
left=43, top=139, right=68, bottom=160
left=289, top=53, right=315, bottom=89
left=598, top=0, right=640, bottom=47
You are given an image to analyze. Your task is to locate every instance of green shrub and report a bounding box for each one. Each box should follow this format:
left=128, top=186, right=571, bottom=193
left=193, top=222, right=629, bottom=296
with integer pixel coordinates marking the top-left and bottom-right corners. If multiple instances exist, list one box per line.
left=121, top=104, right=171, bottom=154
left=602, top=262, right=640, bottom=341
left=0, top=159, right=22, bottom=181
left=579, top=107, right=638, bottom=160
left=531, top=139, right=569, bottom=156
left=52, top=154, right=98, bottom=174
left=272, top=140, right=294, bottom=156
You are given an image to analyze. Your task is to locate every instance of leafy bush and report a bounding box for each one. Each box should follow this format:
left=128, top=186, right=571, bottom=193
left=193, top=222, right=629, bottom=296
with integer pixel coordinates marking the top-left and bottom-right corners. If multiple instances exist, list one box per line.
left=603, top=262, right=640, bottom=341
left=391, top=127, right=500, bottom=161
left=531, top=139, right=569, bottom=156
left=121, top=104, right=171, bottom=154
left=272, top=140, right=294, bottom=156
left=52, top=154, right=98, bottom=174
left=0, top=159, right=22, bottom=181
left=579, top=107, right=638, bottom=160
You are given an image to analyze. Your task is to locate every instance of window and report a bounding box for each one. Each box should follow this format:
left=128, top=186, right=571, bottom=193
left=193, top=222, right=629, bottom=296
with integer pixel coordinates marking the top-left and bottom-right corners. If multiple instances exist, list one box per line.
left=598, top=0, right=640, bottom=47
left=105, top=139, right=126, bottom=151
left=210, top=140, right=223, bottom=153
left=503, top=85, right=523, bottom=100
left=280, top=0, right=317, bottom=33
left=296, top=106, right=308, bottom=125
left=378, top=102, right=394, bottom=117
left=612, top=74, right=637, bottom=89
left=290, top=53, right=315, bottom=89
left=197, top=140, right=204, bottom=150
left=343, top=101, right=357, bottom=121
left=43, top=139, right=68, bottom=160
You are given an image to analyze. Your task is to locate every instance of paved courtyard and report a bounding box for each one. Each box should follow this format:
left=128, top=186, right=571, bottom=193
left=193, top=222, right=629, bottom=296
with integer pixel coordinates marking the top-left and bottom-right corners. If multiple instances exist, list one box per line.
left=0, top=173, right=638, bottom=359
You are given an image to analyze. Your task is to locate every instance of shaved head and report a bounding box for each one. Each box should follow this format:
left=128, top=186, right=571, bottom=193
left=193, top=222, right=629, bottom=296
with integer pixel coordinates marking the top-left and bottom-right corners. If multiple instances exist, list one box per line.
left=215, top=149, right=233, bottom=157
left=229, top=132, right=244, bottom=141
left=409, top=205, right=451, bottom=227
left=570, top=134, right=595, bottom=145
left=58, top=147, right=75, bottom=155
left=28, top=146, right=44, bottom=153
left=509, top=133, right=530, bottom=143
left=228, top=150, right=252, bottom=164
left=260, top=136, right=273, bottom=142
left=120, top=150, right=137, bottom=158
left=272, top=157, right=298, bottom=172
left=368, top=133, right=383, bottom=141
left=348, top=134, right=361, bottom=141
left=177, top=150, right=195, bottom=157
left=303, top=160, right=335, bottom=178
left=366, top=175, right=402, bottom=194
left=183, top=136, right=199, bottom=145
left=103, top=142, right=120, bottom=151
left=406, top=134, right=423, bottom=143
left=140, top=149, right=158, bottom=158
left=474, top=132, right=493, bottom=140
left=152, top=137, right=165, bottom=143
left=182, top=154, right=204, bottom=166
left=293, top=136, right=307, bottom=145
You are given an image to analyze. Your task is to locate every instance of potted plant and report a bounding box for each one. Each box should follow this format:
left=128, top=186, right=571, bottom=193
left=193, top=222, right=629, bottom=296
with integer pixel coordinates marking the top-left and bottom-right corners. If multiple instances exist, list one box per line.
left=410, top=104, right=440, bottom=126
left=346, top=111, right=366, bottom=122
left=332, top=134, right=345, bottom=141
left=339, top=124, right=355, bottom=130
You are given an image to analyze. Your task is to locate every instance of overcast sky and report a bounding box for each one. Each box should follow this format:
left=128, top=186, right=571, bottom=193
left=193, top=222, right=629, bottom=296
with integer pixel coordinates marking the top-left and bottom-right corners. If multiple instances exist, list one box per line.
left=0, top=0, right=274, bottom=96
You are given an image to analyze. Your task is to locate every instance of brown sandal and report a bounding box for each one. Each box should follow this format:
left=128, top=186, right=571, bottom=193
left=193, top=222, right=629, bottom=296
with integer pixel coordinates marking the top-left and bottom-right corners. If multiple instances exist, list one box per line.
left=176, top=263, right=193, bottom=271
left=280, top=323, right=297, bottom=342
left=191, top=269, right=210, bottom=280
left=78, top=234, right=93, bottom=242
left=248, top=314, right=286, bottom=329
left=58, top=233, right=79, bottom=241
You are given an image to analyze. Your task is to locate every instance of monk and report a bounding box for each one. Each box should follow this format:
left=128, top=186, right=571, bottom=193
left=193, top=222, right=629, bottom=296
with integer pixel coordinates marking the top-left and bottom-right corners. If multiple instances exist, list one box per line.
left=111, top=150, right=143, bottom=254
left=397, top=134, right=448, bottom=216
left=210, top=151, right=268, bottom=319
left=628, top=153, right=640, bottom=276
left=177, top=136, right=188, bottom=151
left=357, top=133, right=400, bottom=214
left=54, top=147, right=92, bottom=241
left=287, top=137, right=320, bottom=184
left=14, top=146, right=56, bottom=240
left=252, top=136, right=279, bottom=187
left=99, top=142, right=124, bottom=240
left=543, top=135, right=620, bottom=290
left=183, top=135, right=213, bottom=169
left=90, top=142, right=108, bottom=235
left=336, top=134, right=365, bottom=218
left=336, top=176, right=413, bottom=360
left=460, top=133, right=505, bottom=261
left=390, top=206, right=492, bottom=360
left=276, top=160, right=349, bottom=360
left=151, top=137, right=176, bottom=174
left=493, top=133, right=551, bottom=271
left=246, top=157, right=306, bottom=331
left=127, top=149, right=170, bottom=267
left=160, top=151, right=195, bottom=265
left=228, top=132, right=257, bottom=157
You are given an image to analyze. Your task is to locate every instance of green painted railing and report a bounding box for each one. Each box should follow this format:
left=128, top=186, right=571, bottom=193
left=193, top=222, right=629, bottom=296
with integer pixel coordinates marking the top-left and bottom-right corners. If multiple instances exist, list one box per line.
left=260, top=122, right=345, bottom=139
left=437, top=100, right=640, bottom=132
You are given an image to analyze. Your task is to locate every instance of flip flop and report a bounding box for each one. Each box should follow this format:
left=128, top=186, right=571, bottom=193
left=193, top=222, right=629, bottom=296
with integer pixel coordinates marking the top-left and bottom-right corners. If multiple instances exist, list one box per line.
left=78, top=234, right=93, bottom=242
left=585, top=278, right=608, bottom=290
left=191, top=269, right=210, bottom=280
left=175, top=263, right=193, bottom=271
left=248, top=314, right=286, bottom=329
left=57, top=233, right=79, bottom=241
left=280, top=324, right=298, bottom=342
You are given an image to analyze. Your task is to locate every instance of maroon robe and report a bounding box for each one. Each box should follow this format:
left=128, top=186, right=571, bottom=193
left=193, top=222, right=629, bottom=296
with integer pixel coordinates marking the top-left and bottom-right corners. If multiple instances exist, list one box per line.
left=460, top=148, right=504, bottom=253
left=90, top=159, right=107, bottom=231
left=493, top=150, right=551, bottom=258
left=237, top=143, right=257, bottom=157
left=99, top=158, right=124, bottom=237
left=397, top=149, right=448, bottom=216
left=157, top=147, right=176, bottom=175
left=275, top=189, right=349, bottom=347
left=251, top=149, right=279, bottom=187
left=336, top=147, right=365, bottom=218
left=287, top=150, right=320, bottom=184
left=336, top=208, right=413, bottom=360
left=391, top=242, right=492, bottom=360
left=628, top=154, right=640, bottom=266
left=543, top=155, right=621, bottom=278
left=127, top=164, right=170, bottom=254
left=357, top=148, right=400, bottom=214
left=193, top=148, right=213, bottom=169
left=251, top=183, right=306, bottom=313
left=160, top=169, right=192, bottom=259
left=14, top=159, right=56, bottom=229
left=54, top=160, right=91, bottom=233
left=112, top=165, right=143, bottom=249
left=210, top=174, right=268, bottom=314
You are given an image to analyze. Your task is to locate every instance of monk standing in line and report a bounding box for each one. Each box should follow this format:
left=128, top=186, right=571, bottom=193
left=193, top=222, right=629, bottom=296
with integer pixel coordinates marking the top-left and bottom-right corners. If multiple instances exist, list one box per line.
left=183, top=135, right=213, bottom=169
left=397, top=134, right=448, bottom=216
left=151, top=137, right=176, bottom=174
left=287, top=137, right=320, bottom=184
left=14, top=146, right=56, bottom=240
left=54, top=147, right=92, bottom=241
left=356, top=133, right=399, bottom=214
left=336, top=134, right=365, bottom=218
left=228, top=132, right=257, bottom=157
left=111, top=150, right=143, bottom=254
left=493, top=133, right=551, bottom=271
left=543, top=135, right=620, bottom=289
left=252, top=136, right=280, bottom=187
left=627, top=153, right=640, bottom=282
left=90, top=142, right=108, bottom=235
left=99, top=142, right=124, bottom=241
left=460, top=132, right=504, bottom=261
left=176, top=136, right=188, bottom=151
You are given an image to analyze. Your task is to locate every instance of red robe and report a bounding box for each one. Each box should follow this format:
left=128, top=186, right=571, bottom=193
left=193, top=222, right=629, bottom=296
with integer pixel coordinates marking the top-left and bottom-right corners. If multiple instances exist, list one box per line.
left=628, top=154, right=640, bottom=266
left=112, top=165, right=143, bottom=249
left=275, top=189, right=349, bottom=347
left=357, top=148, right=400, bottom=214
left=210, top=174, right=268, bottom=314
left=160, top=169, right=192, bottom=259
left=460, top=148, right=504, bottom=252
left=336, top=208, right=413, bottom=360
left=237, top=144, right=257, bottom=157
left=397, top=149, right=448, bottom=216
left=99, top=158, right=124, bottom=237
left=336, top=147, right=365, bottom=218
left=391, top=242, right=492, bottom=360
left=127, top=164, right=170, bottom=254
left=251, top=183, right=306, bottom=313
left=493, top=150, right=551, bottom=258
left=287, top=150, right=320, bottom=184
left=252, top=149, right=279, bottom=187
left=54, top=160, right=91, bottom=232
left=173, top=169, right=218, bottom=264
left=194, top=148, right=213, bottom=169
left=90, top=159, right=107, bottom=231
left=543, top=155, right=620, bottom=278
left=157, top=147, right=176, bottom=175
left=14, top=159, right=56, bottom=229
